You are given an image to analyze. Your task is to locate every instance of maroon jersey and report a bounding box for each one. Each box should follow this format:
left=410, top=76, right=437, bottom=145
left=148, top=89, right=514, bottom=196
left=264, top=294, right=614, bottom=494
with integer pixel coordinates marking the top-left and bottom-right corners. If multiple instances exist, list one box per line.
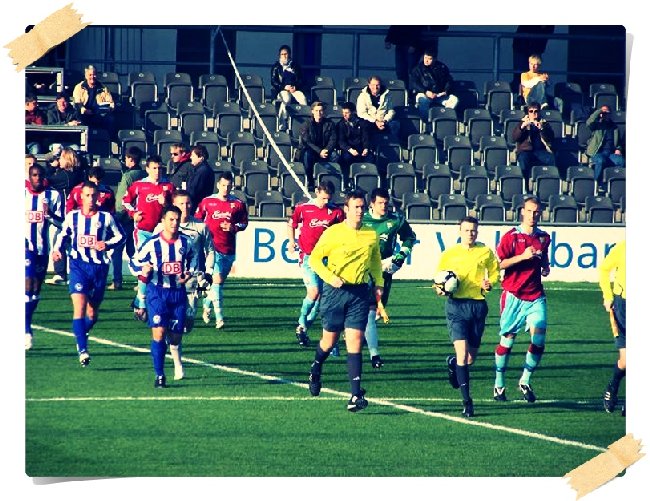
left=66, top=182, right=116, bottom=213
left=496, top=226, right=551, bottom=301
left=122, top=178, right=175, bottom=232
left=195, top=194, right=248, bottom=255
left=290, top=201, right=344, bottom=255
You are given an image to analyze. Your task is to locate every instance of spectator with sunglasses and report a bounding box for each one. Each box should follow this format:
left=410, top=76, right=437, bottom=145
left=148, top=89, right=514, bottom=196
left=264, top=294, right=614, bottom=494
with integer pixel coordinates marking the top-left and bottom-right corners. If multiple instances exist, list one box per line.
left=512, top=102, right=555, bottom=177
left=167, top=143, right=192, bottom=190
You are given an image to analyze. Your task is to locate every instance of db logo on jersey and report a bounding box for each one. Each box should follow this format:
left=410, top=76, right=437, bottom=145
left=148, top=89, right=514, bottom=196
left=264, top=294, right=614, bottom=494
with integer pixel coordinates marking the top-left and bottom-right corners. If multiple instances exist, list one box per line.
left=162, top=261, right=182, bottom=275
left=26, top=210, right=44, bottom=223
left=78, top=235, right=97, bottom=247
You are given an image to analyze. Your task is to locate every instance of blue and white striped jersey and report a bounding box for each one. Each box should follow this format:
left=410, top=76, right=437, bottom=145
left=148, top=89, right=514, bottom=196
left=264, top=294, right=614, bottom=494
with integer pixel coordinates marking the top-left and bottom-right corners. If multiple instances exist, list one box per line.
left=53, top=210, right=126, bottom=265
left=129, top=232, right=196, bottom=289
left=25, top=186, right=63, bottom=255
left=153, top=216, right=213, bottom=272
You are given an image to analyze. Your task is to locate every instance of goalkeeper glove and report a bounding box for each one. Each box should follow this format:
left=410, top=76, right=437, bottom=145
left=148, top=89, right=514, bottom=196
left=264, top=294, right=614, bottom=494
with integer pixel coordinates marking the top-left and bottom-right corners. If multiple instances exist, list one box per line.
left=389, top=251, right=408, bottom=274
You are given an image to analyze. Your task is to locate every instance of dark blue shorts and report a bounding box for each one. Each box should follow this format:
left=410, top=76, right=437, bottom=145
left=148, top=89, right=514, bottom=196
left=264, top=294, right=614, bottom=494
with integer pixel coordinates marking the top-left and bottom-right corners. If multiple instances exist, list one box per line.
left=25, top=250, right=48, bottom=281
left=68, top=259, right=109, bottom=304
left=613, top=294, right=626, bottom=349
left=145, top=283, right=187, bottom=333
left=320, top=283, right=370, bottom=333
left=445, top=297, right=488, bottom=348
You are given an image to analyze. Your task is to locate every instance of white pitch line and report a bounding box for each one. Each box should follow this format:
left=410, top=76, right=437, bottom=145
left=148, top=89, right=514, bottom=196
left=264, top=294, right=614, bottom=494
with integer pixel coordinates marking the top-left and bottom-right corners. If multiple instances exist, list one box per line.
left=31, top=324, right=606, bottom=453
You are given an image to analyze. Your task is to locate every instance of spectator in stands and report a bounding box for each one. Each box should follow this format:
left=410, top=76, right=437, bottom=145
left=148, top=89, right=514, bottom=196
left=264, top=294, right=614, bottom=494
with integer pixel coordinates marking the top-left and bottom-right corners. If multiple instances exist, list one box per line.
left=72, top=64, right=115, bottom=135
left=410, top=48, right=458, bottom=120
left=356, top=76, right=399, bottom=139
left=295, top=101, right=339, bottom=188
left=511, top=26, right=554, bottom=94
left=186, top=144, right=215, bottom=209
left=384, top=26, right=426, bottom=88
left=271, top=45, right=308, bottom=131
left=46, top=93, right=82, bottom=152
left=113, top=146, right=146, bottom=287
left=586, top=105, right=625, bottom=183
left=512, top=102, right=555, bottom=177
left=519, top=54, right=550, bottom=108
left=25, top=95, right=47, bottom=154
left=44, top=147, right=85, bottom=286
left=167, top=143, right=192, bottom=189
left=337, top=102, right=374, bottom=184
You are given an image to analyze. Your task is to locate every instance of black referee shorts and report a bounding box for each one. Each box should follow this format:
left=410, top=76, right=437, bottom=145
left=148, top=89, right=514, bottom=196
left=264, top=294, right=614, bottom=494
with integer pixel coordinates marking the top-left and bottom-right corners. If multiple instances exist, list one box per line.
left=320, top=283, right=371, bottom=333
left=444, top=297, right=488, bottom=348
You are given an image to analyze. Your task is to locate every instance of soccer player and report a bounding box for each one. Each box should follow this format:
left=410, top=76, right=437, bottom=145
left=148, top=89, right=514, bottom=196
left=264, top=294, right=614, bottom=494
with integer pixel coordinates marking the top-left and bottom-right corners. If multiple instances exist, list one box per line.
left=287, top=180, right=343, bottom=347
left=306, top=190, right=383, bottom=412
left=361, top=187, right=417, bottom=368
left=598, top=240, right=626, bottom=415
left=122, top=155, right=175, bottom=321
left=25, top=165, right=63, bottom=350
left=434, top=216, right=499, bottom=417
left=153, top=190, right=213, bottom=380
left=129, top=205, right=197, bottom=388
left=195, top=172, right=248, bottom=329
left=493, top=195, right=551, bottom=403
left=51, top=182, right=126, bottom=366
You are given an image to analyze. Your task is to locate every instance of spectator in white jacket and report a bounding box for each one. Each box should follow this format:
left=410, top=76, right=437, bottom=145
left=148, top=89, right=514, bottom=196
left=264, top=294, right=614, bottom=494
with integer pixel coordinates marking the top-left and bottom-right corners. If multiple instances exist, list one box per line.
left=356, top=76, right=400, bottom=139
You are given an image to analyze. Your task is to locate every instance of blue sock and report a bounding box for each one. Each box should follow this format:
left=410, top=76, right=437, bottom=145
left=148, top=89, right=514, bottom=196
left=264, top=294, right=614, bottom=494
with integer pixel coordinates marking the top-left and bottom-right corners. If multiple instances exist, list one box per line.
left=84, top=316, right=96, bottom=334
left=299, top=297, right=316, bottom=328
left=305, top=298, right=320, bottom=327
left=72, top=318, right=88, bottom=353
left=150, top=339, right=167, bottom=377
left=25, top=294, right=37, bottom=334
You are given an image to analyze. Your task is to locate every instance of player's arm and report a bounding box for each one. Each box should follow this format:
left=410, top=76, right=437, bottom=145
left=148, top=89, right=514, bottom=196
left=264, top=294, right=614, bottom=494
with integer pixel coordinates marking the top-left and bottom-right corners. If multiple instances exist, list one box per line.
left=51, top=212, right=73, bottom=260
left=121, top=184, right=138, bottom=217
left=287, top=208, right=300, bottom=251
left=47, top=191, right=65, bottom=226
left=102, top=215, right=127, bottom=251
left=598, top=244, right=619, bottom=307
left=65, top=188, right=77, bottom=213
left=128, top=240, right=153, bottom=280
left=483, top=250, right=501, bottom=292
left=232, top=203, right=249, bottom=232
left=392, top=219, right=417, bottom=268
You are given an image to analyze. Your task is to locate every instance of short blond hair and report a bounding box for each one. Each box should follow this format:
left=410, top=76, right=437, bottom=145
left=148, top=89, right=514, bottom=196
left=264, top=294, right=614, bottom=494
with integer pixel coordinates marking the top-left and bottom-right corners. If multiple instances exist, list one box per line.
left=528, top=54, right=542, bottom=64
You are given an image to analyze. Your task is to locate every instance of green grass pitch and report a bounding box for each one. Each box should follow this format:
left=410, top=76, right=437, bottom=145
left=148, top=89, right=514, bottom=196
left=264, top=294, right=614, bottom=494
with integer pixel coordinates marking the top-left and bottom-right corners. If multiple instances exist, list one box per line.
left=25, top=279, right=625, bottom=478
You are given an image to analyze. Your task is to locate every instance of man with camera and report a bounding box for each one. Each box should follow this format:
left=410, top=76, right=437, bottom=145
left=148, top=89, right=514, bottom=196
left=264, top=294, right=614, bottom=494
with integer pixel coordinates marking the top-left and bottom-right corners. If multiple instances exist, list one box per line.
left=512, top=102, right=556, bottom=178
left=586, top=105, right=625, bottom=183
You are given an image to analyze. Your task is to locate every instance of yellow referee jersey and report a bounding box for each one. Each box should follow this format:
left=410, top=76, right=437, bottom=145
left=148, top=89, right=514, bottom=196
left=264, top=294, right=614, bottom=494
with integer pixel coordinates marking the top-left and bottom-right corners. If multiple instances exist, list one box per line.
left=310, top=222, right=384, bottom=287
left=436, top=242, right=500, bottom=300
left=599, top=240, right=626, bottom=301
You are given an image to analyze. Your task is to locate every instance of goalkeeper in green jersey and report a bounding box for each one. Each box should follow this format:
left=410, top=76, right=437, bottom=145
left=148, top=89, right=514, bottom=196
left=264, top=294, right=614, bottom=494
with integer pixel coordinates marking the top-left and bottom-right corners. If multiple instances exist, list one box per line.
left=361, top=187, right=417, bottom=368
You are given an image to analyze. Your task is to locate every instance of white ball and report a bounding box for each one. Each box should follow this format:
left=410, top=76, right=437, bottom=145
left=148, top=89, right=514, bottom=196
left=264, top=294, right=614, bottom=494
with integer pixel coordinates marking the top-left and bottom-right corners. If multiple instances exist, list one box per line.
left=433, top=270, right=459, bottom=296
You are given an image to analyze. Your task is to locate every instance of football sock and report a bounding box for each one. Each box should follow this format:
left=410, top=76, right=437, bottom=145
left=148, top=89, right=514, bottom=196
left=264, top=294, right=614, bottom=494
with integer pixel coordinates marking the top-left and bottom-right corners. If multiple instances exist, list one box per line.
left=299, top=296, right=317, bottom=328
left=213, top=283, right=224, bottom=321
left=494, top=335, right=515, bottom=387
left=305, top=298, right=320, bottom=327
left=72, top=318, right=88, bottom=353
left=151, top=339, right=167, bottom=377
left=457, top=364, right=470, bottom=401
left=347, top=352, right=362, bottom=396
left=609, top=366, right=626, bottom=393
left=25, top=294, right=37, bottom=333
left=169, top=343, right=182, bottom=367
left=84, top=316, right=97, bottom=334
left=521, top=334, right=546, bottom=385
left=364, top=310, right=379, bottom=357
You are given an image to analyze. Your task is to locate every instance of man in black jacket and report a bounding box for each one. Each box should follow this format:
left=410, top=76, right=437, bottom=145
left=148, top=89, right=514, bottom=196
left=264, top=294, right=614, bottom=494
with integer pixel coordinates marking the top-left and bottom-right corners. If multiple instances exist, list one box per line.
left=271, top=45, right=308, bottom=131
left=411, top=49, right=458, bottom=120
left=187, top=145, right=215, bottom=209
left=296, top=102, right=339, bottom=188
left=337, top=102, right=373, bottom=184
left=167, top=143, right=192, bottom=189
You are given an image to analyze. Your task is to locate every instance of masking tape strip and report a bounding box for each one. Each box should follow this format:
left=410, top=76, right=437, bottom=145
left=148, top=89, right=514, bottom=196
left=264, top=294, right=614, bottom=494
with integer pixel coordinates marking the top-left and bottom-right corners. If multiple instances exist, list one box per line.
left=564, top=433, right=644, bottom=499
left=5, top=3, right=90, bottom=72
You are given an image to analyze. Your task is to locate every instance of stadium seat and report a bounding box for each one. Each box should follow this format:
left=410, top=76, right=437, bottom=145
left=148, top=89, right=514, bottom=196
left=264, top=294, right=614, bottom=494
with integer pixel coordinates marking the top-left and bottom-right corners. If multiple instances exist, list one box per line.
left=572, top=120, right=591, bottom=154
left=397, top=108, right=424, bottom=146
left=343, top=76, right=365, bottom=104
left=314, top=162, right=344, bottom=192
left=191, top=131, right=221, bottom=163
left=264, top=131, right=293, bottom=175
left=402, top=192, right=432, bottom=220
left=548, top=194, right=579, bottom=223
left=386, top=162, right=417, bottom=205
left=350, top=162, right=381, bottom=194
left=484, top=80, right=513, bottom=118
left=255, top=190, right=285, bottom=218
left=211, top=160, right=235, bottom=178
left=143, top=102, right=171, bottom=141
left=117, top=129, right=147, bottom=157
left=585, top=195, right=615, bottom=224
left=199, top=73, right=229, bottom=110
left=565, top=165, right=596, bottom=208
left=553, top=82, right=585, bottom=123
left=495, top=164, right=526, bottom=207
left=374, top=134, right=402, bottom=173
left=242, top=169, right=271, bottom=203
left=451, top=80, right=480, bottom=117
left=178, top=101, right=207, bottom=140
left=422, top=163, right=453, bottom=206
left=280, top=162, right=309, bottom=203
left=311, top=76, right=337, bottom=106
left=443, top=135, right=473, bottom=172
left=129, top=74, right=158, bottom=114
left=458, top=165, right=489, bottom=205
left=214, top=101, right=243, bottom=143
left=87, top=128, right=111, bottom=158
left=428, top=106, right=458, bottom=146
left=603, top=167, right=625, bottom=207
left=251, top=102, right=278, bottom=145
left=226, top=131, right=256, bottom=167
left=99, top=71, right=122, bottom=101
left=165, top=73, right=194, bottom=113
left=530, top=165, right=561, bottom=206
left=438, top=193, right=468, bottom=221
left=479, top=135, right=509, bottom=175
left=385, top=79, right=408, bottom=108
left=98, top=157, right=123, bottom=172
left=407, top=134, right=437, bottom=173
left=235, top=74, right=265, bottom=114
left=286, top=103, right=311, bottom=141
left=552, top=137, right=581, bottom=174
left=539, top=109, right=564, bottom=139
left=475, top=193, right=506, bottom=221
left=589, top=83, right=619, bottom=110
left=463, top=108, right=493, bottom=149
left=502, top=112, right=526, bottom=149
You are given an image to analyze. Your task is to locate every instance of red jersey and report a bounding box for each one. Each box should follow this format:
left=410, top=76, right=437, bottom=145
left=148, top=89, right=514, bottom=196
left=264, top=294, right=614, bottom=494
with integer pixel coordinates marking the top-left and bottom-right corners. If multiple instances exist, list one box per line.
left=496, top=226, right=551, bottom=301
left=66, top=182, right=116, bottom=213
left=290, top=201, right=344, bottom=255
left=195, top=194, right=248, bottom=255
left=122, top=177, right=175, bottom=232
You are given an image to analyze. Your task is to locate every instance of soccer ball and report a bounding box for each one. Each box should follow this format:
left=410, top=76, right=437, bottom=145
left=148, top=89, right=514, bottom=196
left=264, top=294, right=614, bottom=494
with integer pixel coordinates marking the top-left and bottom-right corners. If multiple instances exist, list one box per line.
left=433, top=270, right=459, bottom=296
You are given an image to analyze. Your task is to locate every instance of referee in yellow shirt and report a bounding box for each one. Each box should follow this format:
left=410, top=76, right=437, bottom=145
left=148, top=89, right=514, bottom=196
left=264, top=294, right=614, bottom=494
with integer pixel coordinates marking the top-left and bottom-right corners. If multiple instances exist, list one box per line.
left=599, top=240, right=626, bottom=415
left=307, top=189, right=383, bottom=412
left=434, top=216, right=499, bottom=418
